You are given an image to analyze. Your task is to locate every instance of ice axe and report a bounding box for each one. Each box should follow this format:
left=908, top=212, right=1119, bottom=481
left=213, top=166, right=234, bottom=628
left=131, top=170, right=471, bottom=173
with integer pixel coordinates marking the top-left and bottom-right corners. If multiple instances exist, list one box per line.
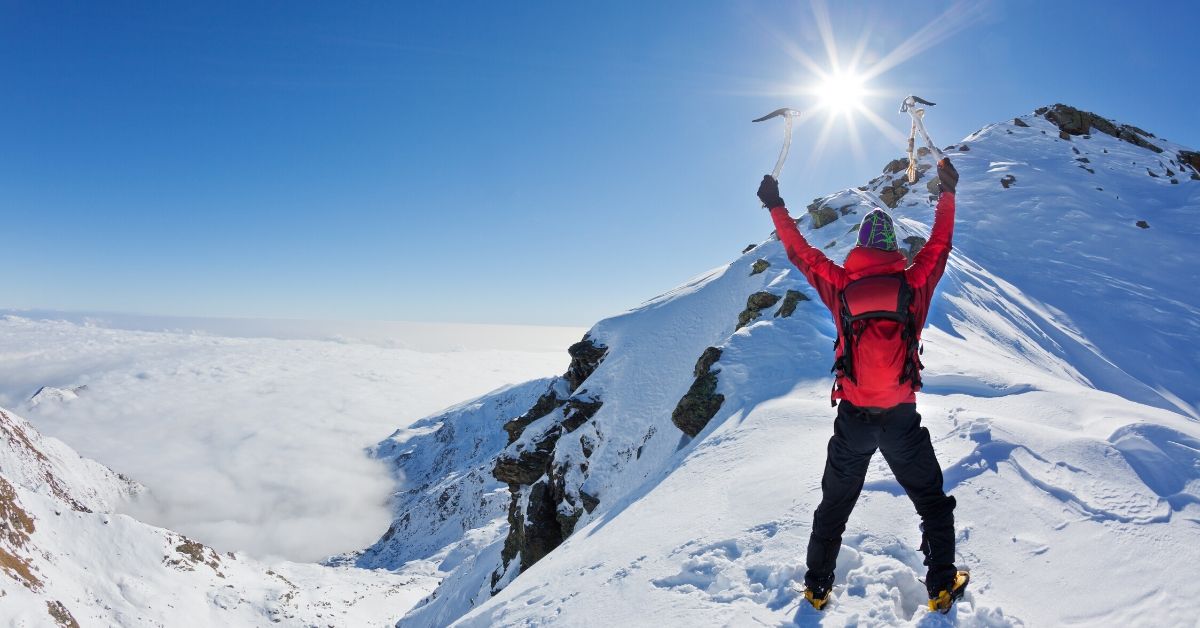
left=753, top=107, right=803, bottom=182
left=899, top=95, right=945, bottom=183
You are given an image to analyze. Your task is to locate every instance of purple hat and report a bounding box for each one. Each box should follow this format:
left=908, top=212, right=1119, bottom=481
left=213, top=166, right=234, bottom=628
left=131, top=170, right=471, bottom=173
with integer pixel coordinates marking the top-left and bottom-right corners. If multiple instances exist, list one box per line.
left=856, top=209, right=898, bottom=251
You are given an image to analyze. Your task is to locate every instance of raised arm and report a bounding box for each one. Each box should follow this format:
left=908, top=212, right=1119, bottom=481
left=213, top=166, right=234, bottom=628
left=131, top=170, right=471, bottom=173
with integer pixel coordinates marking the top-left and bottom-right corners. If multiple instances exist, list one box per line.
left=758, top=176, right=846, bottom=309
left=907, top=159, right=958, bottom=291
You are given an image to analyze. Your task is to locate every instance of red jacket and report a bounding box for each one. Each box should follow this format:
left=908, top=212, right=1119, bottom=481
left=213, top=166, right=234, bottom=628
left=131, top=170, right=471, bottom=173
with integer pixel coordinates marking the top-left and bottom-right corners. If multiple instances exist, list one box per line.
left=769, top=192, right=955, bottom=409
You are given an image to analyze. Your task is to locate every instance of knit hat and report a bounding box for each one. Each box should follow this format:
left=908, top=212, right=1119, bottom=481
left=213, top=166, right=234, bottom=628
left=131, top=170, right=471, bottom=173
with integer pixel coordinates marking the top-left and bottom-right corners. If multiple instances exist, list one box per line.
left=856, top=209, right=898, bottom=251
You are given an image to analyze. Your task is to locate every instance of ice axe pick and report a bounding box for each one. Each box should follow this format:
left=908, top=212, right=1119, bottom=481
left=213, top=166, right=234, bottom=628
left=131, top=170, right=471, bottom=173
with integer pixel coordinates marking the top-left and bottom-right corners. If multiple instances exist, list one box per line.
left=900, top=95, right=945, bottom=183
left=753, top=108, right=803, bottom=181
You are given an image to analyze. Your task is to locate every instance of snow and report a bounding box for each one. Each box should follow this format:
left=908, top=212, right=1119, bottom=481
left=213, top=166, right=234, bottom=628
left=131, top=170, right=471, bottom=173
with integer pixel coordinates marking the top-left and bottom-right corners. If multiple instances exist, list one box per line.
left=0, top=405, right=441, bottom=626
left=3, top=105, right=1200, bottom=626
left=0, top=316, right=579, bottom=561
left=399, top=108, right=1200, bottom=626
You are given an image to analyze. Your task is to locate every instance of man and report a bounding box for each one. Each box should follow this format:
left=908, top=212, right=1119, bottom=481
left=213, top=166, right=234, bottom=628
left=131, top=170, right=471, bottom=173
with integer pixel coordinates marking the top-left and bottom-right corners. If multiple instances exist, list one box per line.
left=757, top=157, right=968, bottom=613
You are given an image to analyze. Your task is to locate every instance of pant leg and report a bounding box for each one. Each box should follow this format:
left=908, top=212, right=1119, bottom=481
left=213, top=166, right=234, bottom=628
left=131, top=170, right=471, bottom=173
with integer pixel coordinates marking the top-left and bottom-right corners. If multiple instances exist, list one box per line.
left=875, top=404, right=957, bottom=593
left=804, top=402, right=878, bottom=589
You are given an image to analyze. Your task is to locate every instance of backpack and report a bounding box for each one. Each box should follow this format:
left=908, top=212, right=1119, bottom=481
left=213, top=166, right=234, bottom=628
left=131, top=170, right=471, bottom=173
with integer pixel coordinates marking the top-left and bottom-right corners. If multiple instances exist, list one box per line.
left=831, top=273, right=923, bottom=398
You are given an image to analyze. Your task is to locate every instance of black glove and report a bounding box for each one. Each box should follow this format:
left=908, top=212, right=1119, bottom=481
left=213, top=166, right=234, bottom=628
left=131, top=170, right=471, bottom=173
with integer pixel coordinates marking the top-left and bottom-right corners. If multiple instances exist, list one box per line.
left=937, top=158, right=959, bottom=195
left=757, top=175, right=784, bottom=209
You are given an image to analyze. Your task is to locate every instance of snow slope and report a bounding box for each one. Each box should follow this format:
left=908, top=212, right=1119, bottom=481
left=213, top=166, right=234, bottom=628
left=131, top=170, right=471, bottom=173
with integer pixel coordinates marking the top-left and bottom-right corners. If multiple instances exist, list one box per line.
left=0, top=406, right=439, bottom=626
left=371, top=105, right=1200, bottom=626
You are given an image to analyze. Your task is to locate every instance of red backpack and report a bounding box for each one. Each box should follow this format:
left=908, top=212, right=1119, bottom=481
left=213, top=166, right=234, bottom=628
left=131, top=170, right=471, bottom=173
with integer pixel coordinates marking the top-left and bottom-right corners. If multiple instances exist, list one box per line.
left=832, top=273, right=923, bottom=400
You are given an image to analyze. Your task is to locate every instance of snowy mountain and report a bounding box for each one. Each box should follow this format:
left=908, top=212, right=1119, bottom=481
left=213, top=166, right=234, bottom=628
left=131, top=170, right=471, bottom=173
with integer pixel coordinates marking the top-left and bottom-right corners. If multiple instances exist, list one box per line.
left=2, top=103, right=1197, bottom=626
left=0, top=405, right=445, bottom=625
left=348, top=104, right=1200, bottom=626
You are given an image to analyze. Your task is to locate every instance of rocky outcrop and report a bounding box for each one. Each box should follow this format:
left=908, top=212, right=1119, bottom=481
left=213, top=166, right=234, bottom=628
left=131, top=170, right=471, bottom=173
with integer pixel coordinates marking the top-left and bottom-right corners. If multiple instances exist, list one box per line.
left=565, top=339, right=607, bottom=391
left=1137, top=220, right=1150, bottom=229
left=1179, top=150, right=1200, bottom=179
left=774, top=290, right=809, bottom=319
left=1001, top=174, right=1017, bottom=189
left=1036, top=104, right=1163, bottom=153
left=883, top=157, right=909, bottom=175
left=903, top=236, right=928, bottom=264
left=737, top=291, right=782, bottom=330
left=671, top=347, right=725, bottom=438
left=503, top=388, right=563, bottom=444
left=879, top=177, right=910, bottom=208
left=492, top=336, right=609, bottom=587
left=806, top=200, right=840, bottom=229
left=750, top=259, right=770, bottom=275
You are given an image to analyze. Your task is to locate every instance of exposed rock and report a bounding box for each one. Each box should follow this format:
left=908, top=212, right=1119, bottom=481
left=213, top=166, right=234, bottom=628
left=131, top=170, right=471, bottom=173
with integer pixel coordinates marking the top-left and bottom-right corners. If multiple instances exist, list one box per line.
left=737, top=292, right=782, bottom=330
left=1137, top=220, right=1150, bottom=229
left=166, top=537, right=223, bottom=575
left=579, top=490, right=600, bottom=514
left=46, top=600, right=79, bottom=628
left=671, top=347, right=725, bottom=437
left=903, top=236, right=928, bottom=264
left=774, top=290, right=810, bottom=318
left=1147, top=168, right=1159, bottom=178
left=958, top=145, right=970, bottom=151
left=1059, top=130, right=1071, bottom=140
left=504, top=387, right=562, bottom=444
left=1178, top=150, right=1200, bottom=175
left=879, top=179, right=910, bottom=208
left=750, top=259, right=770, bottom=275
left=1013, top=117, right=1029, bottom=127
left=805, top=200, right=840, bottom=229
left=1000, top=174, right=1017, bottom=189
left=883, top=157, right=909, bottom=174
left=1039, top=103, right=1163, bottom=153
left=519, top=480, right=563, bottom=570
left=560, top=397, right=603, bottom=433
left=565, top=339, right=607, bottom=392
left=0, top=476, right=40, bottom=591
left=742, top=243, right=756, bottom=254
left=493, top=427, right=561, bottom=486
left=926, top=177, right=941, bottom=196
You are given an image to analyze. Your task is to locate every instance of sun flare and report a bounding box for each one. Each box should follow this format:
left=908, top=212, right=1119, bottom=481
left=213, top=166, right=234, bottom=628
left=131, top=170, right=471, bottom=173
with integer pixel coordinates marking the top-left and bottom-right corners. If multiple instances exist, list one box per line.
left=816, top=71, right=866, bottom=113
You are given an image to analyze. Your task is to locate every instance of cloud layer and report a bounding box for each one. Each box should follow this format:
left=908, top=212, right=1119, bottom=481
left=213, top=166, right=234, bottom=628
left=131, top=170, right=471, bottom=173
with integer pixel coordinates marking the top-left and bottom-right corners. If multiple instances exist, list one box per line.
left=0, top=315, right=575, bottom=561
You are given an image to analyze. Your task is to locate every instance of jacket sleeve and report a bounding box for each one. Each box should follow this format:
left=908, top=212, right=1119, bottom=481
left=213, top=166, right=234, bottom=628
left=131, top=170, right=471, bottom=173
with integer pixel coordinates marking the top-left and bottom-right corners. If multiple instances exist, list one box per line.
left=907, top=191, right=955, bottom=291
left=769, top=205, right=846, bottom=311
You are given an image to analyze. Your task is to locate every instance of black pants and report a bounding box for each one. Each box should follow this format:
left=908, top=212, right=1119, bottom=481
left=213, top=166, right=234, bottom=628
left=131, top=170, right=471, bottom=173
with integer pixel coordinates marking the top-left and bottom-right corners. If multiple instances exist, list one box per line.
left=804, top=400, right=957, bottom=595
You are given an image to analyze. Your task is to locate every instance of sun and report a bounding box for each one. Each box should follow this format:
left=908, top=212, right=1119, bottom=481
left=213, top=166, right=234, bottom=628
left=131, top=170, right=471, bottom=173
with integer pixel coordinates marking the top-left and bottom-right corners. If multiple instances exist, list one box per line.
left=816, top=70, right=866, bottom=113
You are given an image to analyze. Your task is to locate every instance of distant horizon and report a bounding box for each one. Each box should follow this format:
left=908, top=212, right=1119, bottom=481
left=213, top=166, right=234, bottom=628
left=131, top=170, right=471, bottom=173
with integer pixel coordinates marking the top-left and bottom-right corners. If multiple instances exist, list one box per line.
left=0, top=307, right=589, bottom=354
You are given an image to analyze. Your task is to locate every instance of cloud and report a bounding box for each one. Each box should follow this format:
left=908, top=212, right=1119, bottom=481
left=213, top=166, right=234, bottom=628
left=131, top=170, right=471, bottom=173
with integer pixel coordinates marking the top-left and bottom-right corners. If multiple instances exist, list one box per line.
left=0, top=316, right=572, bottom=561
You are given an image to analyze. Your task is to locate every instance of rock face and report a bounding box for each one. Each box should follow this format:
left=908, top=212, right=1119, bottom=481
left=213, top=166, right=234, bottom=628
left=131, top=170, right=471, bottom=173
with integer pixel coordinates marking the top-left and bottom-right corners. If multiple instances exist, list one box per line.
left=903, top=236, right=928, bottom=264
left=750, top=259, right=770, bottom=276
left=774, top=290, right=809, bottom=318
left=1179, top=150, right=1200, bottom=179
left=670, top=347, right=725, bottom=438
left=737, top=291, right=782, bottom=330
left=492, top=337, right=608, bottom=583
left=1037, top=103, right=1163, bottom=153
left=806, top=201, right=840, bottom=229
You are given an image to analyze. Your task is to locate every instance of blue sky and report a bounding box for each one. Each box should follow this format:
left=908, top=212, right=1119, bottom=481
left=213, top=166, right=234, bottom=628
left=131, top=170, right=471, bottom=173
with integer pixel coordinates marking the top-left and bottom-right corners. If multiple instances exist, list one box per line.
left=3, top=1, right=1197, bottom=326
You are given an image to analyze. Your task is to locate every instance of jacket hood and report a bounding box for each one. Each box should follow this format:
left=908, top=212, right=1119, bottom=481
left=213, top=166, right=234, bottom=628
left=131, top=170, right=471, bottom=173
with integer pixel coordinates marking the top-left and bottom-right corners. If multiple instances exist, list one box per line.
left=844, top=246, right=907, bottom=280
